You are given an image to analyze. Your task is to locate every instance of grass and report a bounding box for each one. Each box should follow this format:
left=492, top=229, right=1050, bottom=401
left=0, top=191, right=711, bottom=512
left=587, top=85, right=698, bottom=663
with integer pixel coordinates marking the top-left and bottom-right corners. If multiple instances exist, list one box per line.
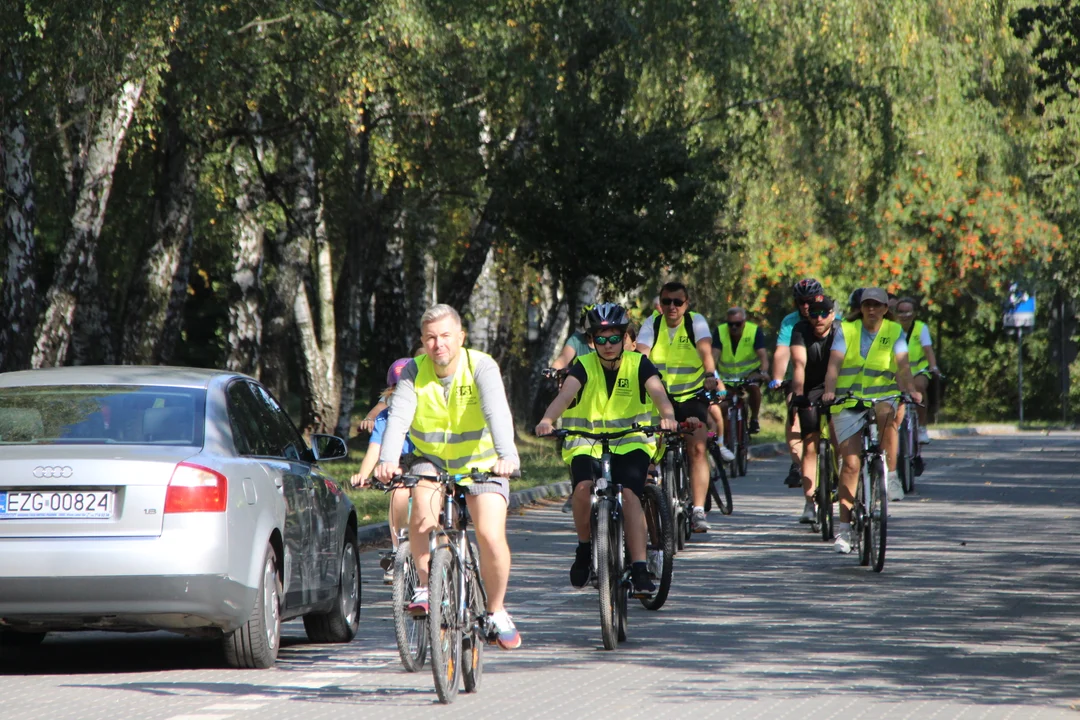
left=322, top=430, right=570, bottom=526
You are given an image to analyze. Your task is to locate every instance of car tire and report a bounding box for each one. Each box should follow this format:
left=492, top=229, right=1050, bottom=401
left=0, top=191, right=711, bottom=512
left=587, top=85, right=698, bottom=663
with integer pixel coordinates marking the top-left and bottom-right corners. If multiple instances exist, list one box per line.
left=304, top=531, right=362, bottom=643
left=223, top=543, right=281, bottom=669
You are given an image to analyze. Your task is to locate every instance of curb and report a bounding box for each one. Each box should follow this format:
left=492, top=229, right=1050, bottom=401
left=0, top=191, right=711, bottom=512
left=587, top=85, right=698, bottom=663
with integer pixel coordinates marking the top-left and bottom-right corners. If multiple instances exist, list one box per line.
left=355, top=479, right=575, bottom=546
left=748, top=442, right=787, bottom=459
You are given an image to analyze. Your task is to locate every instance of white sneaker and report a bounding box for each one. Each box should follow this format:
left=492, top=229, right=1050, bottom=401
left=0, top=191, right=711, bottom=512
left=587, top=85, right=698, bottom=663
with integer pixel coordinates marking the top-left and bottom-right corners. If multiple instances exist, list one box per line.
left=691, top=507, right=710, bottom=533
left=834, top=525, right=852, bottom=554
left=799, top=501, right=816, bottom=524
left=887, top=471, right=905, bottom=501
left=718, top=445, right=735, bottom=463
left=918, top=427, right=930, bottom=444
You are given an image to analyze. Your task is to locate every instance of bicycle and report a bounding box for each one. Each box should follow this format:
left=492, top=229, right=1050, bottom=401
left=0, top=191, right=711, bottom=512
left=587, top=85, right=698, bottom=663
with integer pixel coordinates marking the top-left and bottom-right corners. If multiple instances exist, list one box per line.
left=369, top=478, right=429, bottom=673
left=797, top=396, right=839, bottom=542
left=897, top=393, right=928, bottom=494
left=656, top=422, right=695, bottom=551
left=720, top=377, right=760, bottom=478
left=696, top=390, right=733, bottom=516
left=828, top=392, right=912, bottom=573
left=384, top=470, right=497, bottom=704
left=547, top=425, right=674, bottom=647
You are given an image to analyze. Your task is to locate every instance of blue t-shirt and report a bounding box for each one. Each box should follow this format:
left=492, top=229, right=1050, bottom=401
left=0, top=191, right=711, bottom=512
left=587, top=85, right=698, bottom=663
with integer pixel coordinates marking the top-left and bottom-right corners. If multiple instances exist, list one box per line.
left=776, top=311, right=802, bottom=347
left=371, top=408, right=415, bottom=455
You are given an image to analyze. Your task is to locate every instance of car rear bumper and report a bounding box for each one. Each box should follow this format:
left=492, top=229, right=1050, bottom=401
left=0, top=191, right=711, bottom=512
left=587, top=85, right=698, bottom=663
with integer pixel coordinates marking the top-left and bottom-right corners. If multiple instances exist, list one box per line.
left=0, top=517, right=257, bottom=633
left=0, top=575, right=256, bottom=633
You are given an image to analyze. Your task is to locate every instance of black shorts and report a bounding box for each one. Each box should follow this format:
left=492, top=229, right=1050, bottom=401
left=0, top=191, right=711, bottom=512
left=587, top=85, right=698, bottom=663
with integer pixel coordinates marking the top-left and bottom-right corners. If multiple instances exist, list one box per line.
left=671, top=397, right=708, bottom=424
left=796, top=388, right=826, bottom=439
left=570, top=449, right=651, bottom=498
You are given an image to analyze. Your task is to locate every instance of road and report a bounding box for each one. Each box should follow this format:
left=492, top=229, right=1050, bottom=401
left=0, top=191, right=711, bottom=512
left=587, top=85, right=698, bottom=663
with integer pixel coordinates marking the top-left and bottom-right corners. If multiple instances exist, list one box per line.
left=3, top=434, right=1079, bottom=719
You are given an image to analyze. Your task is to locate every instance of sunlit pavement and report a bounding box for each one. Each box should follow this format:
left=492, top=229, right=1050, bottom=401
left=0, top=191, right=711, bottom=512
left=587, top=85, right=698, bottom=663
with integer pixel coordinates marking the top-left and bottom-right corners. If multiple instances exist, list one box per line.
left=3, top=434, right=1079, bottom=719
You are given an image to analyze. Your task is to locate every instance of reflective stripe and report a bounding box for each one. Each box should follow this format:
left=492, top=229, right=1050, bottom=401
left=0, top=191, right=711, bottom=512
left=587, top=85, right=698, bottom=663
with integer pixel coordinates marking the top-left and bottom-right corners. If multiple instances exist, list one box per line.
left=717, top=322, right=761, bottom=378
left=410, top=427, right=489, bottom=444
left=837, top=367, right=860, bottom=377
left=417, top=446, right=498, bottom=473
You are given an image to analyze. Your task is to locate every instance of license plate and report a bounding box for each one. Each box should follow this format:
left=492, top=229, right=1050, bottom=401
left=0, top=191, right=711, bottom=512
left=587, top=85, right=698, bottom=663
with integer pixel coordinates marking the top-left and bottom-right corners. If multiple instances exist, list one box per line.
left=0, top=490, right=114, bottom=519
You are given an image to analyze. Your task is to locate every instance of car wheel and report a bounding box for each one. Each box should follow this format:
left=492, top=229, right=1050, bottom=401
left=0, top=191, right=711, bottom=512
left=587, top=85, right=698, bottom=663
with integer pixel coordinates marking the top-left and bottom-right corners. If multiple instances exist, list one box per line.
left=223, top=543, right=281, bottom=669
left=303, top=530, right=362, bottom=643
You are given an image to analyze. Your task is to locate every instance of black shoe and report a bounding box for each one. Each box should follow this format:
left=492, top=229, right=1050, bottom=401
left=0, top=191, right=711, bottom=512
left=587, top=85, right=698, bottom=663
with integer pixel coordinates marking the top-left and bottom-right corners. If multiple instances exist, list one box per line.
left=630, top=564, right=656, bottom=597
left=570, top=543, right=591, bottom=588
left=749, top=418, right=760, bottom=435
left=784, top=463, right=802, bottom=488
left=378, top=551, right=394, bottom=571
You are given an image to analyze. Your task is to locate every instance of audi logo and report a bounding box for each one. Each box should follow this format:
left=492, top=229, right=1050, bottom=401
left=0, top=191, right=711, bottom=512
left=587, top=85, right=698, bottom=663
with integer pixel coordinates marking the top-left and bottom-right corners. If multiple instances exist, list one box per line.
left=33, top=466, right=73, bottom=479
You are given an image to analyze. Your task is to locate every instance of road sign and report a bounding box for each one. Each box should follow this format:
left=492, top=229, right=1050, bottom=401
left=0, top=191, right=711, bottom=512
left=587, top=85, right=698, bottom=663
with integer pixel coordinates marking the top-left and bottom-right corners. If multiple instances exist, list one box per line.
left=1004, top=285, right=1035, bottom=328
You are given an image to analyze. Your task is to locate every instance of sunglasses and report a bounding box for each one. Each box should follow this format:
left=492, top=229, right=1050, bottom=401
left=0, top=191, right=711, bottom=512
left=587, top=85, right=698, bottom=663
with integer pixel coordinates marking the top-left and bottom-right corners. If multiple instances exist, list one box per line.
left=809, top=310, right=832, bottom=319
left=660, top=298, right=686, bottom=307
left=728, top=321, right=744, bottom=327
left=593, top=334, right=624, bottom=346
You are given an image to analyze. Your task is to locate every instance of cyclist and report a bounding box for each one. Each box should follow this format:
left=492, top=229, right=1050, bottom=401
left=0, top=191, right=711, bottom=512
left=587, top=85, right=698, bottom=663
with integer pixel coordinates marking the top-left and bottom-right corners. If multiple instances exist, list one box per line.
left=375, top=304, right=522, bottom=650
left=535, top=303, right=678, bottom=595
left=769, top=278, right=825, bottom=488
left=351, top=357, right=414, bottom=584
left=788, top=297, right=840, bottom=523
left=712, top=307, right=770, bottom=434
left=550, top=304, right=596, bottom=371
left=822, top=287, right=922, bottom=553
left=895, top=297, right=939, bottom=445
left=635, top=281, right=721, bottom=533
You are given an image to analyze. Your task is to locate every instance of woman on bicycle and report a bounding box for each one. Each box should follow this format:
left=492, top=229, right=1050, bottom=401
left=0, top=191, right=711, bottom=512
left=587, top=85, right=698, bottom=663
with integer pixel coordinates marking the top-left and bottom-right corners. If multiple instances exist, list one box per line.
left=895, top=297, right=939, bottom=445
left=535, top=303, right=678, bottom=596
left=822, top=287, right=922, bottom=553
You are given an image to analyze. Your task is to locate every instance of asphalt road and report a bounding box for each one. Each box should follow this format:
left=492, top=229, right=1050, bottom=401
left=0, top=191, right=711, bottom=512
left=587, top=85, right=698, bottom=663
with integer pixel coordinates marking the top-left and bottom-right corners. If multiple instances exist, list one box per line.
left=3, top=434, right=1079, bottom=719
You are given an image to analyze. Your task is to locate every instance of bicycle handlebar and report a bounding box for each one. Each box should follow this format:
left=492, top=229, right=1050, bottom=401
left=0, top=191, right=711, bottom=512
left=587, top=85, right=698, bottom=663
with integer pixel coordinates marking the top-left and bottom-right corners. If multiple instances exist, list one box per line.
left=542, top=367, right=569, bottom=380
left=369, top=469, right=520, bottom=492
left=540, top=422, right=694, bottom=442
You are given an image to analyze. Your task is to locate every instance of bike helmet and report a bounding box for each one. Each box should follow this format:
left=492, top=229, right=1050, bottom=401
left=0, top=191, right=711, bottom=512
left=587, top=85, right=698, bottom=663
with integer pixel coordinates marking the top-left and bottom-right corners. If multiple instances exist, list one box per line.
left=848, top=288, right=864, bottom=310
left=792, top=277, right=824, bottom=300
left=586, top=303, right=630, bottom=333
left=386, top=357, right=412, bottom=386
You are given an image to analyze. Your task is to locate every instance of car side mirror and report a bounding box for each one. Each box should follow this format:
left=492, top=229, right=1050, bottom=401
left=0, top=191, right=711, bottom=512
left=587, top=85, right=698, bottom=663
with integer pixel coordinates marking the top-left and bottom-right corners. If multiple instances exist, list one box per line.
left=310, top=434, right=348, bottom=462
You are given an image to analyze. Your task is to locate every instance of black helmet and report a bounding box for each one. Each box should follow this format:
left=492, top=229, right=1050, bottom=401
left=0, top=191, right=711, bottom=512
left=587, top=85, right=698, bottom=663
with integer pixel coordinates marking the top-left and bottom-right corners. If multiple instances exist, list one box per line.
left=848, top=288, right=864, bottom=310
left=577, top=303, right=596, bottom=327
left=792, top=278, right=824, bottom=300
left=586, top=303, right=630, bottom=333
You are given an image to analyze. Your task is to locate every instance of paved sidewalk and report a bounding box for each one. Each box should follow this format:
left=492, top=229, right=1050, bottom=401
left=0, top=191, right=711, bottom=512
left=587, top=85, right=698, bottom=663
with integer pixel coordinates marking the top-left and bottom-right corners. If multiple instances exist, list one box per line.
left=2, top=435, right=1079, bottom=719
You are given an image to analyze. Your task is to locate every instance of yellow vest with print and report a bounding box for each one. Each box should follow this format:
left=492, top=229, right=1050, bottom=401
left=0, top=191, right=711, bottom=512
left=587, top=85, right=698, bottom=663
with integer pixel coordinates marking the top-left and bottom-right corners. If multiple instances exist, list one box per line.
left=717, top=322, right=761, bottom=379
left=835, top=319, right=902, bottom=410
left=410, top=349, right=497, bottom=473
left=561, top=352, right=657, bottom=462
left=905, top=320, right=929, bottom=374
left=649, top=312, right=706, bottom=401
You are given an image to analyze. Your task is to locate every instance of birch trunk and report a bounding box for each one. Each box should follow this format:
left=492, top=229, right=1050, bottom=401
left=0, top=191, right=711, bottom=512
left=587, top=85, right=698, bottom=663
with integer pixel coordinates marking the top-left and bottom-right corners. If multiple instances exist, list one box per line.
left=465, top=246, right=500, bottom=353
left=0, top=57, right=38, bottom=372
left=225, top=141, right=266, bottom=376
left=32, top=76, right=145, bottom=367
left=121, top=78, right=198, bottom=365
left=372, top=214, right=410, bottom=370
left=294, top=203, right=340, bottom=435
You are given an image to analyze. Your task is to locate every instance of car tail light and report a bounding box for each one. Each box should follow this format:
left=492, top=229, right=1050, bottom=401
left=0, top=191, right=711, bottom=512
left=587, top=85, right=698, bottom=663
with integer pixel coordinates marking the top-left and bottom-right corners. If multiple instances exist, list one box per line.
left=165, top=462, right=228, bottom=513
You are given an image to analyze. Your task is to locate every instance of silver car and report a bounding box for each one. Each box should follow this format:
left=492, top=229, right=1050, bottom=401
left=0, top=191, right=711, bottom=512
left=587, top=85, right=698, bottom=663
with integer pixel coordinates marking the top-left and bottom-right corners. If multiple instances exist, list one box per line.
left=0, top=366, right=361, bottom=668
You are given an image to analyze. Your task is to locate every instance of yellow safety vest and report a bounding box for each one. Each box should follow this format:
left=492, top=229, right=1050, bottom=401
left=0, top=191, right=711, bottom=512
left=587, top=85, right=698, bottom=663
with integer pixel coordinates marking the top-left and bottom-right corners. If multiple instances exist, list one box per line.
left=835, top=319, right=903, bottom=410
left=648, top=312, right=707, bottom=401
left=409, top=350, right=497, bottom=473
left=717, top=322, right=761, bottom=379
left=561, top=352, right=656, bottom=462
left=905, top=320, right=929, bottom=375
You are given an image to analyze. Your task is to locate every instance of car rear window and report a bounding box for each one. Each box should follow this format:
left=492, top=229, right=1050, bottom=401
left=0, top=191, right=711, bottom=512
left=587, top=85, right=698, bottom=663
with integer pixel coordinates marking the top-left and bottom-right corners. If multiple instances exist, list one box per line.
left=0, top=385, right=206, bottom=446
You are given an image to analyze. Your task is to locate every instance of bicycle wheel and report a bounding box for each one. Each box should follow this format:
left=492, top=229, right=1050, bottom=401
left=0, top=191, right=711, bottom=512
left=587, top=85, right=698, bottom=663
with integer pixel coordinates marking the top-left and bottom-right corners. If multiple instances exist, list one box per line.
left=615, top=513, right=628, bottom=643
left=706, top=441, right=733, bottom=515
left=462, top=542, right=485, bottom=693
left=897, top=416, right=914, bottom=494
left=595, top=500, right=618, bottom=650
left=639, top=484, right=674, bottom=610
left=737, top=409, right=749, bottom=477
left=855, top=466, right=869, bottom=566
left=392, top=542, right=428, bottom=672
left=907, top=412, right=919, bottom=491
left=725, top=408, right=739, bottom=477
left=868, top=454, right=888, bottom=572
left=660, top=453, right=683, bottom=554
left=816, top=440, right=834, bottom=542
left=428, top=546, right=462, bottom=703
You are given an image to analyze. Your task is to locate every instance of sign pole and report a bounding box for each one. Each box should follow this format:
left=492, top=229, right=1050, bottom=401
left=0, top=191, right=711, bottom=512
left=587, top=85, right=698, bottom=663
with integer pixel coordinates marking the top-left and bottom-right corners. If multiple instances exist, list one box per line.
left=1017, top=326, right=1024, bottom=425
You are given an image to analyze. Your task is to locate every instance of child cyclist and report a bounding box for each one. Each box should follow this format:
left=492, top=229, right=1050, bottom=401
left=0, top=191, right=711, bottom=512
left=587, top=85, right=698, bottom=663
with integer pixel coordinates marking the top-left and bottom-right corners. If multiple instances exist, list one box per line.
left=536, top=303, right=679, bottom=596
left=351, top=357, right=415, bottom=583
